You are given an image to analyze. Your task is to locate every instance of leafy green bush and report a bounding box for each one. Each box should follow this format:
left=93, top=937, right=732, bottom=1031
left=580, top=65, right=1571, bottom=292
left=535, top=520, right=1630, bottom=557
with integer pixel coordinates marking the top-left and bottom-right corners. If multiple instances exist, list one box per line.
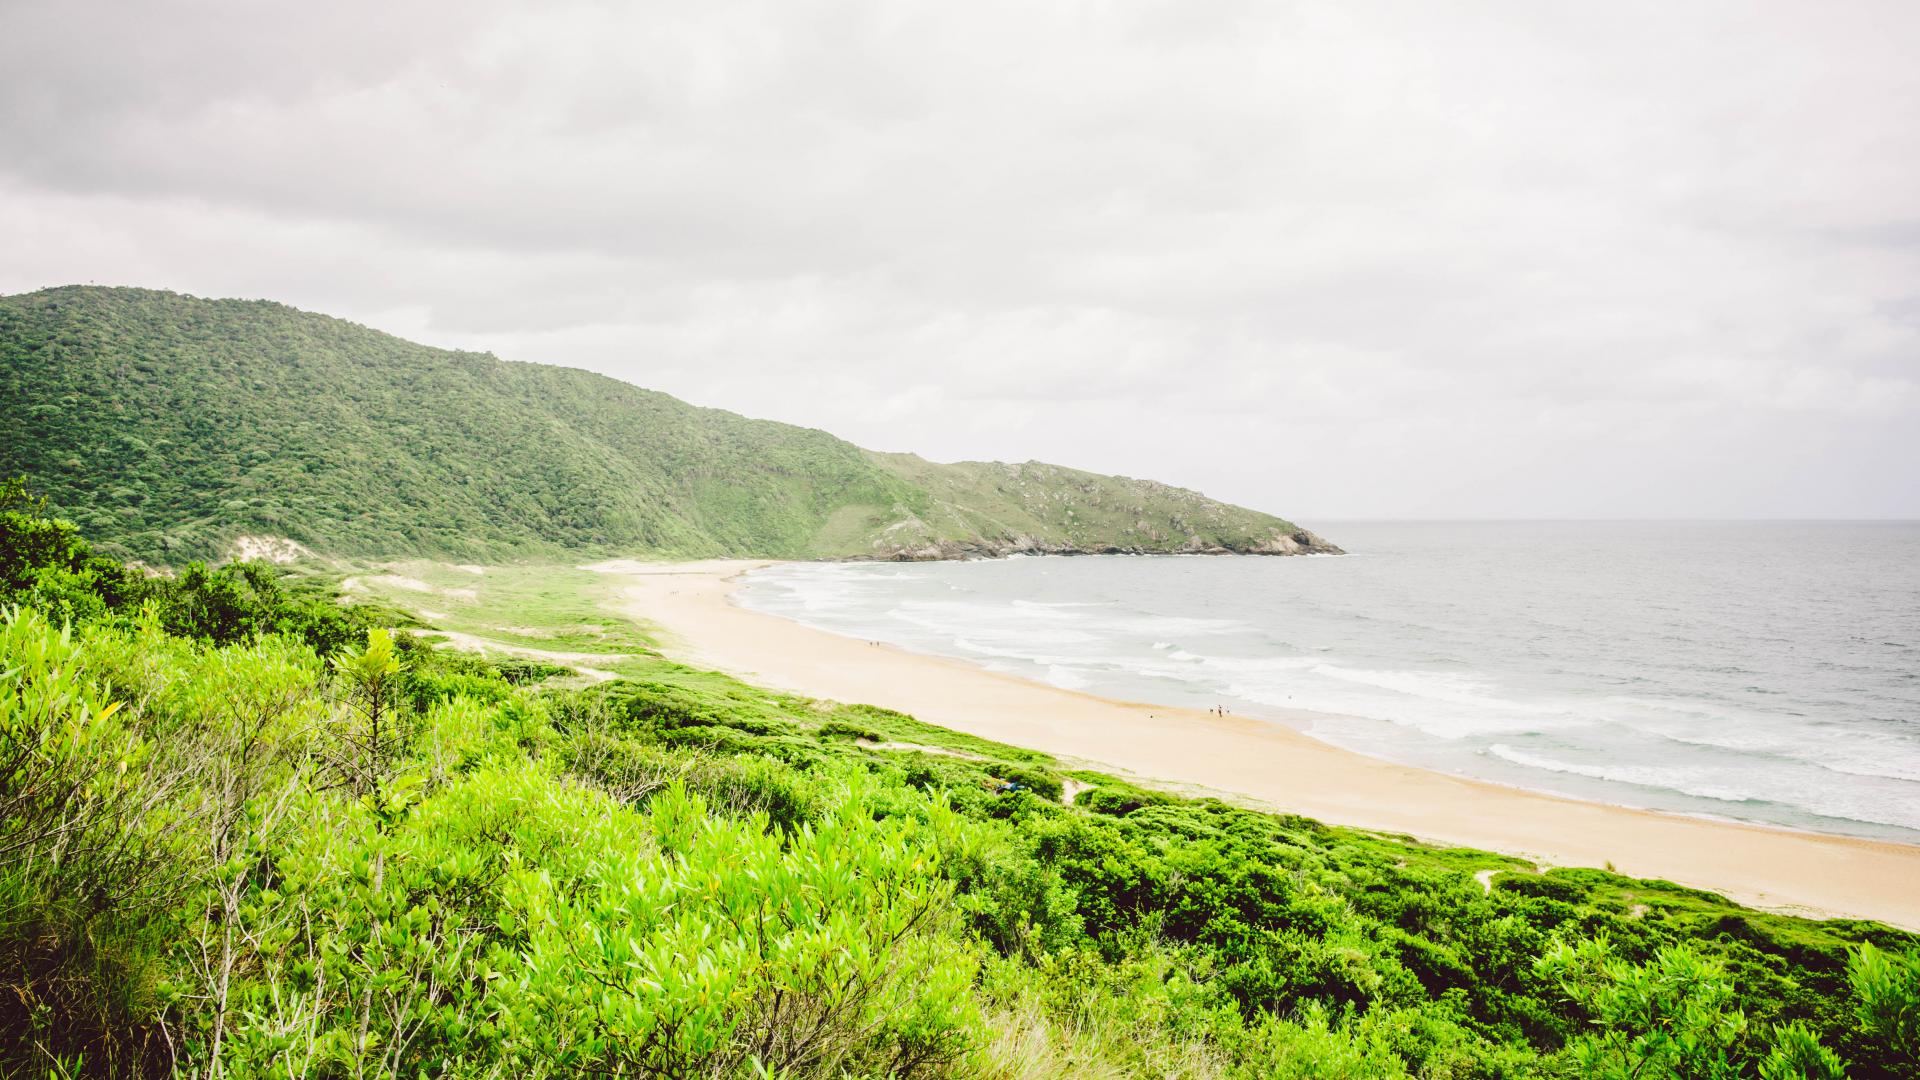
left=816, top=718, right=881, bottom=741
left=564, top=731, right=821, bottom=833
left=2, top=513, right=1916, bottom=1078
left=0, top=477, right=149, bottom=625
left=0, top=607, right=169, bottom=1071
left=1848, top=942, right=1920, bottom=1075
left=3, top=476, right=376, bottom=656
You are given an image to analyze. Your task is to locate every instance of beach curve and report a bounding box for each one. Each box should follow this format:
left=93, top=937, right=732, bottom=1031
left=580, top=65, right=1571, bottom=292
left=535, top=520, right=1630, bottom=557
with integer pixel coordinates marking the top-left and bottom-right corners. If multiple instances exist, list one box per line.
left=588, top=557, right=1920, bottom=929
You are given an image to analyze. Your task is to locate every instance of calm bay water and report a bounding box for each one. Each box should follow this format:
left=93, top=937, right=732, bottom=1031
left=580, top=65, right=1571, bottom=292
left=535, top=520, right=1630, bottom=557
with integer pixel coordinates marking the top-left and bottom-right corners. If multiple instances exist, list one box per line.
left=739, top=522, right=1920, bottom=843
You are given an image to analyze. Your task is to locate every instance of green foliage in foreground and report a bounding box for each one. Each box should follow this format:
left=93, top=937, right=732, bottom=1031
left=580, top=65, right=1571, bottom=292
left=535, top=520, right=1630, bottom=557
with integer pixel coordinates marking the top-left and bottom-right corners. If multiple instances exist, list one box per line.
left=2, top=521, right=1917, bottom=1078
left=0, top=286, right=1321, bottom=564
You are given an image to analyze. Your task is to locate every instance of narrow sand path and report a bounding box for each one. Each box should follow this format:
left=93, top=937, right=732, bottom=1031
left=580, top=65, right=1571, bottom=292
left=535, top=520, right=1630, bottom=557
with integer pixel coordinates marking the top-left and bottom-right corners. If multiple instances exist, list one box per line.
left=420, top=628, right=626, bottom=683
left=586, top=558, right=1920, bottom=928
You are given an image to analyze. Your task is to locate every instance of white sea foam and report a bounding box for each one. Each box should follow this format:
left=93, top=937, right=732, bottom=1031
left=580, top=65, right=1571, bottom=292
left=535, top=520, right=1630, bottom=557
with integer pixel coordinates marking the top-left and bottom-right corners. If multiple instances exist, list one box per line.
left=1630, top=717, right=1920, bottom=785
left=1486, top=743, right=1753, bottom=801
left=1309, top=665, right=1518, bottom=712
left=1044, top=664, right=1094, bottom=690
left=735, top=525, right=1920, bottom=842
left=1485, top=744, right=1920, bottom=831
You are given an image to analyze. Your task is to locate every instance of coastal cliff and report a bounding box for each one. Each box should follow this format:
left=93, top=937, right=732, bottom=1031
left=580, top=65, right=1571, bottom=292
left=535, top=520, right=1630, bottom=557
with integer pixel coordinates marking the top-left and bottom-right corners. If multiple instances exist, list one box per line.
left=864, top=524, right=1343, bottom=562
left=864, top=526, right=1344, bottom=557
left=854, top=455, right=1341, bottom=561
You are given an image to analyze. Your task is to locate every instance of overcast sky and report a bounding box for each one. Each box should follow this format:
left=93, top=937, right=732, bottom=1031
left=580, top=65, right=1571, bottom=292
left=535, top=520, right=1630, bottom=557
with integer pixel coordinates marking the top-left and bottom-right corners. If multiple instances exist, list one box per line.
left=4, top=1, right=1917, bottom=520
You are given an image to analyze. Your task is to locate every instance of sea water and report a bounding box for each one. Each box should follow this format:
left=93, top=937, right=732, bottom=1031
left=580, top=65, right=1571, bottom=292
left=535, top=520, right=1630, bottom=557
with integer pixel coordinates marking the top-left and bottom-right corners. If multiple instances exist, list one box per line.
left=738, top=522, right=1920, bottom=843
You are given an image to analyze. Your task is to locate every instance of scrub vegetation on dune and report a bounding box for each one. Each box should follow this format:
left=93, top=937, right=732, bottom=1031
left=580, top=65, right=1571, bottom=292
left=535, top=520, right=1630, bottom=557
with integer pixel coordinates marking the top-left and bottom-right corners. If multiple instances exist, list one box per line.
left=5, top=479, right=1919, bottom=1079
left=0, top=286, right=1334, bottom=566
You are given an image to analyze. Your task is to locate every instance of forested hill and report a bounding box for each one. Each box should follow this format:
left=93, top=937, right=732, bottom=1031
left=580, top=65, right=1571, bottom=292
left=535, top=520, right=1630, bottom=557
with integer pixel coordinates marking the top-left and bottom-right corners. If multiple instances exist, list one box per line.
left=0, top=286, right=1337, bottom=564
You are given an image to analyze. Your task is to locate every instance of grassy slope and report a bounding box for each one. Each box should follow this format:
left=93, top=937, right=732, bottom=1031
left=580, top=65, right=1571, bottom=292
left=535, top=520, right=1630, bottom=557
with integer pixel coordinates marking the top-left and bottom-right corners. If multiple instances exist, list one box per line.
left=0, top=285, right=1330, bottom=564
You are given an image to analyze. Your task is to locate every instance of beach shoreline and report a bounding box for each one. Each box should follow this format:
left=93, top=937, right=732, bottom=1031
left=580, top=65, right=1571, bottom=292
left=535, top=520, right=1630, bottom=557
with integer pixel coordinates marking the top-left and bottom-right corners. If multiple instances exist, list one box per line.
left=587, top=557, right=1920, bottom=929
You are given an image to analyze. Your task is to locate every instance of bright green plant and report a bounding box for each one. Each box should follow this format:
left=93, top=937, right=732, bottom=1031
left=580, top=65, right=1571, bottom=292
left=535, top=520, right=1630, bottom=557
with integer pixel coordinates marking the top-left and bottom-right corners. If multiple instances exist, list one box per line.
left=1758, top=1023, right=1847, bottom=1080
left=1539, top=938, right=1751, bottom=1078
left=2, top=517, right=1917, bottom=1079
left=326, top=627, right=414, bottom=815
left=489, top=775, right=981, bottom=1076
left=1849, top=943, right=1920, bottom=1069
left=0, top=606, right=179, bottom=916
left=1538, top=937, right=1855, bottom=1080
left=0, top=607, right=180, bottom=1073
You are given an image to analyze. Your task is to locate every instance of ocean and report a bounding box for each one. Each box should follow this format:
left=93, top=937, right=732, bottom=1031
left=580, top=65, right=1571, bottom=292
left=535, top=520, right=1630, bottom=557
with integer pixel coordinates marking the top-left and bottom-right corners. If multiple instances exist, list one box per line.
left=737, top=521, right=1920, bottom=844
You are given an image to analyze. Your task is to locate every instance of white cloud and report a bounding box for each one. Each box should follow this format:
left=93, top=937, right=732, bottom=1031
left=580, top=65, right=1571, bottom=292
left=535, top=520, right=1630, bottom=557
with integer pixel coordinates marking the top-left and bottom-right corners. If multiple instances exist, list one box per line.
left=2, top=0, right=1916, bottom=518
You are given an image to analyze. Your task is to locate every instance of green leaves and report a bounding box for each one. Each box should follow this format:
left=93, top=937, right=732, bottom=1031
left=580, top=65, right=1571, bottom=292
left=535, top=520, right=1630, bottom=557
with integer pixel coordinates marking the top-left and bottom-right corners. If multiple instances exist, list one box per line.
left=4, top=559, right=1918, bottom=1078
left=1537, top=937, right=1862, bottom=1079
left=326, top=628, right=411, bottom=807
left=484, top=770, right=975, bottom=1076
left=1758, top=1023, right=1847, bottom=1080
left=1848, top=942, right=1920, bottom=1066
left=0, top=607, right=162, bottom=895
left=330, top=626, right=400, bottom=688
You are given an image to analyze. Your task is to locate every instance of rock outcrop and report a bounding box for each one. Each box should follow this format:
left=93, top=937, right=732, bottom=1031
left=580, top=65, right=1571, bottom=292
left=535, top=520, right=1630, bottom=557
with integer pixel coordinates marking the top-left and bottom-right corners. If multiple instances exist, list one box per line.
left=863, top=527, right=1342, bottom=562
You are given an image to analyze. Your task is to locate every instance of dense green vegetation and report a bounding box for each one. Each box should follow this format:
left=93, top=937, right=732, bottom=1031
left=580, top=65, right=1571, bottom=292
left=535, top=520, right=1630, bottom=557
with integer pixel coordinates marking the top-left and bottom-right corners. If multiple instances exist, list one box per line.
left=0, top=286, right=1332, bottom=565
left=0, top=478, right=402, bottom=656
left=5, top=494, right=1918, bottom=1078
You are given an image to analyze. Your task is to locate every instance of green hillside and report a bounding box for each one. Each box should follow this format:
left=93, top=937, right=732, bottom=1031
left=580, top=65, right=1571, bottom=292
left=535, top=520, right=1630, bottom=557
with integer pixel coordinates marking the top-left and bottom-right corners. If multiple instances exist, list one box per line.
left=0, top=286, right=1337, bottom=564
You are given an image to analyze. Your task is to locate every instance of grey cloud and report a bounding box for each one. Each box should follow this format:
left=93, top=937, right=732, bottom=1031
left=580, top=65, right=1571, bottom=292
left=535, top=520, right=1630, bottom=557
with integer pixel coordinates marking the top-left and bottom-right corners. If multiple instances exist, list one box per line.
left=2, top=0, right=1917, bottom=518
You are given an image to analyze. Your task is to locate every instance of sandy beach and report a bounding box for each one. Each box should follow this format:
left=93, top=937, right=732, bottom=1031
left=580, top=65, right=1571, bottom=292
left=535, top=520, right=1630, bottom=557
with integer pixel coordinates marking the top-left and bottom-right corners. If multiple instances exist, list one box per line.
left=590, top=558, right=1920, bottom=929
